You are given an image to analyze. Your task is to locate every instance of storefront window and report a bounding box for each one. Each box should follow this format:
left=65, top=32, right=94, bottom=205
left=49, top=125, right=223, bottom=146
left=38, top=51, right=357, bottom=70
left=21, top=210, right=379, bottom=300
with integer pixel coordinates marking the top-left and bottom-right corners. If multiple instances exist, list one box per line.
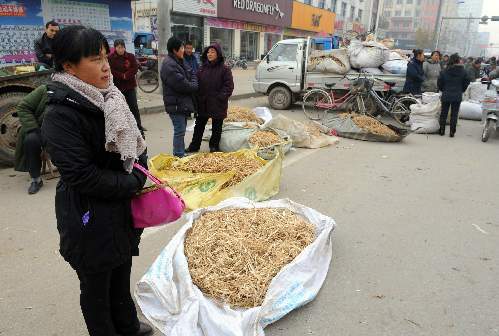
left=264, top=33, right=281, bottom=55
left=240, top=30, right=259, bottom=60
left=171, top=14, right=204, bottom=53
left=210, top=27, right=233, bottom=57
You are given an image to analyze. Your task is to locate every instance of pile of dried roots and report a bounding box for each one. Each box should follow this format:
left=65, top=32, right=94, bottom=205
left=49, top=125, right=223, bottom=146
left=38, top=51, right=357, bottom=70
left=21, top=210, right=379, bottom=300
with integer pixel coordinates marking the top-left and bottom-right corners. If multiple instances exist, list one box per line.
left=226, top=106, right=263, bottom=124
left=248, top=130, right=283, bottom=147
left=175, top=153, right=264, bottom=188
left=342, top=113, right=397, bottom=136
left=184, top=208, right=316, bottom=308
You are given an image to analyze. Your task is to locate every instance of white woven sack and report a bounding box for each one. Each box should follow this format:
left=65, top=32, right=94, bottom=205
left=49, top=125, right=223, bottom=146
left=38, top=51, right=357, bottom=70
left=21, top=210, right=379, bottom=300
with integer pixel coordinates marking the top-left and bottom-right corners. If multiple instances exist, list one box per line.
left=135, top=197, right=336, bottom=336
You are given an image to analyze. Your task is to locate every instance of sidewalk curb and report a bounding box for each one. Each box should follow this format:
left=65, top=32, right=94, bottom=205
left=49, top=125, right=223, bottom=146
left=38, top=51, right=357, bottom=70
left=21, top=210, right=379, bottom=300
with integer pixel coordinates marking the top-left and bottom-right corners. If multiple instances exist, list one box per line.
left=139, top=92, right=264, bottom=115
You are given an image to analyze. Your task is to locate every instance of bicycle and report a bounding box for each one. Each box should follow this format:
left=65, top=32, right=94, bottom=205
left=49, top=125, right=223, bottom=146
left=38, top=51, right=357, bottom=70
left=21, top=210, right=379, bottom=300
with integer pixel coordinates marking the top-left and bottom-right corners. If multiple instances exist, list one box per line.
left=137, top=57, right=159, bottom=93
left=302, top=74, right=419, bottom=125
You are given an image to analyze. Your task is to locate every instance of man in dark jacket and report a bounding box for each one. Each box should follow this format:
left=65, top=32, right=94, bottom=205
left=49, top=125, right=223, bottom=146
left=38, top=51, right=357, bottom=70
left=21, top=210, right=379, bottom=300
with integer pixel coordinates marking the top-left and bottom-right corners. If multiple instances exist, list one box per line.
left=15, top=85, right=47, bottom=194
left=403, top=49, right=425, bottom=95
left=109, top=39, right=144, bottom=132
left=34, top=21, right=59, bottom=68
left=160, top=37, right=198, bottom=157
left=184, top=41, right=199, bottom=74
left=437, top=53, right=471, bottom=137
left=187, top=43, right=234, bottom=153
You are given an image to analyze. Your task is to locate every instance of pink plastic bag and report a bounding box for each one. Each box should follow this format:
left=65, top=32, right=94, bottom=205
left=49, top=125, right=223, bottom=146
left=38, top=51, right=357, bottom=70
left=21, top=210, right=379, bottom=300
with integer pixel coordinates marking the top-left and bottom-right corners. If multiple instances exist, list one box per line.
left=131, top=163, right=185, bottom=228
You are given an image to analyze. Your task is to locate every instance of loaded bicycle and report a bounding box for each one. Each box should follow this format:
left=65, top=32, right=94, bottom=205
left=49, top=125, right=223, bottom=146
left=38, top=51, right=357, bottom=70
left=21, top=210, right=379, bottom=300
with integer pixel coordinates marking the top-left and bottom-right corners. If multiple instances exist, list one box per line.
left=302, top=74, right=419, bottom=125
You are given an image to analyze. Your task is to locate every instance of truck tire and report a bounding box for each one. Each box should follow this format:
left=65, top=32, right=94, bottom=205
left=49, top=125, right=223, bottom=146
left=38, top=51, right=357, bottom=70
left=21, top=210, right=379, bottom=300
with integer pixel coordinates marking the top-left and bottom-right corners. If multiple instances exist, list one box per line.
left=269, top=86, right=292, bottom=110
left=0, top=92, right=27, bottom=165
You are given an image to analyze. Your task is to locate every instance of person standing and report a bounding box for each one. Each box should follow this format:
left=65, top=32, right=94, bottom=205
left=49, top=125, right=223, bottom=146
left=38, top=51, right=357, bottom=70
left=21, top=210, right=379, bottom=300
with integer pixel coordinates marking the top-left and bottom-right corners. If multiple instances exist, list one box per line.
left=440, top=54, right=449, bottom=70
left=14, top=85, right=47, bottom=194
left=465, top=59, right=481, bottom=82
left=437, top=53, right=470, bottom=137
left=184, top=41, right=199, bottom=74
left=41, top=26, right=152, bottom=336
left=160, top=37, right=198, bottom=157
left=34, top=21, right=59, bottom=68
left=187, top=43, right=234, bottom=153
left=109, top=39, right=145, bottom=132
left=422, top=51, right=442, bottom=93
left=403, top=49, right=425, bottom=95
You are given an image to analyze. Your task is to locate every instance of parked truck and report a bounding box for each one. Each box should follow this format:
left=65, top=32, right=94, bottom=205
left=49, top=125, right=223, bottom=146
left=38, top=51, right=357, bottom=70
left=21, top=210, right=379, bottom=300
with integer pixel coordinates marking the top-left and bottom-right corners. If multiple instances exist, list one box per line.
left=0, top=66, right=52, bottom=165
left=253, top=38, right=407, bottom=110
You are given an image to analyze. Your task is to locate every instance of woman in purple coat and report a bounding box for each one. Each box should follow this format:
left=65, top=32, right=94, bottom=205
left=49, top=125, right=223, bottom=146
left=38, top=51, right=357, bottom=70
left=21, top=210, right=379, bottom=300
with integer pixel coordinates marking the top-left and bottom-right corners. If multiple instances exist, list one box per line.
left=187, top=43, right=234, bottom=153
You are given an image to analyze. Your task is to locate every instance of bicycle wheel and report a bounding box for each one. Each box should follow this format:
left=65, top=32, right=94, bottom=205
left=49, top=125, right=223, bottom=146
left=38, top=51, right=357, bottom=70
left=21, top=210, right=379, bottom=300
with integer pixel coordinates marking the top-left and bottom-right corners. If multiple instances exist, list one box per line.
left=391, top=96, right=419, bottom=124
left=302, top=89, right=332, bottom=121
left=137, top=70, right=159, bottom=93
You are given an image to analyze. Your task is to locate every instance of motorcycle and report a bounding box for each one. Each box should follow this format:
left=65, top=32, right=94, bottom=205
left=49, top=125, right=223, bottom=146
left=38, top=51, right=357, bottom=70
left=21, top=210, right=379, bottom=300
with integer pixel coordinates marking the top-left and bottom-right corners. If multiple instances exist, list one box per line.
left=481, top=79, right=499, bottom=142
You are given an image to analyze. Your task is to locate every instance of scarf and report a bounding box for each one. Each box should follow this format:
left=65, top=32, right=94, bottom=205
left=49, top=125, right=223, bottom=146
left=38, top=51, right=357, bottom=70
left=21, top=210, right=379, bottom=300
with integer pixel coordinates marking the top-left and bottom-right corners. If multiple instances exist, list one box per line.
left=52, top=72, right=146, bottom=173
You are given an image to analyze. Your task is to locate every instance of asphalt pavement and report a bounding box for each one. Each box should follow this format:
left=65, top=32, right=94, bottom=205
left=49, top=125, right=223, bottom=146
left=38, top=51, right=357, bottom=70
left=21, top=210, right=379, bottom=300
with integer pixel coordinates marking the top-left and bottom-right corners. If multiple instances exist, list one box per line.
left=1, top=97, right=498, bottom=336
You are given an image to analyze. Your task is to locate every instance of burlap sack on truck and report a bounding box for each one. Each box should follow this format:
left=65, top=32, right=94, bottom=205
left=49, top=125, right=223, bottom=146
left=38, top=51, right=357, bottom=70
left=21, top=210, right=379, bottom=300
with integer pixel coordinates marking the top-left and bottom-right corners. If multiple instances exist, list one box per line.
left=149, top=149, right=283, bottom=211
left=135, top=197, right=336, bottom=336
left=311, top=49, right=351, bottom=75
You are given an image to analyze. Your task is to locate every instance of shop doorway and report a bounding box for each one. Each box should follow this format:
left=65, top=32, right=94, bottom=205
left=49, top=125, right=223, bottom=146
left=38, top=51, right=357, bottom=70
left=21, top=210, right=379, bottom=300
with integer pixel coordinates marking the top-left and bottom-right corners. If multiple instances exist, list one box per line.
left=210, top=27, right=234, bottom=57
left=240, top=30, right=259, bottom=61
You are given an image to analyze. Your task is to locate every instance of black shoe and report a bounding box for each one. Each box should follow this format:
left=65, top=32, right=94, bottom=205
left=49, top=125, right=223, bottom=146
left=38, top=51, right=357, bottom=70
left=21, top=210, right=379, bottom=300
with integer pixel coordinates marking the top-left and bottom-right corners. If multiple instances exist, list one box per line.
left=185, top=147, right=199, bottom=154
left=135, top=322, right=153, bottom=336
left=28, top=180, right=43, bottom=195
left=450, top=132, right=455, bottom=138
left=439, top=127, right=445, bottom=136
left=140, top=127, right=147, bottom=132
left=209, top=147, right=220, bottom=153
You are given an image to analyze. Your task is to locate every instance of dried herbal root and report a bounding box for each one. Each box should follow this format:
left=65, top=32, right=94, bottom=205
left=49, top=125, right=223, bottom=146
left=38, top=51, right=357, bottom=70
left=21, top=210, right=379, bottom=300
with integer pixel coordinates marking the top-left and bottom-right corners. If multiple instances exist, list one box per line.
left=226, top=106, right=263, bottom=124
left=184, top=208, right=316, bottom=308
left=341, top=113, right=397, bottom=136
left=174, top=152, right=264, bottom=188
left=248, top=130, right=283, bottom=147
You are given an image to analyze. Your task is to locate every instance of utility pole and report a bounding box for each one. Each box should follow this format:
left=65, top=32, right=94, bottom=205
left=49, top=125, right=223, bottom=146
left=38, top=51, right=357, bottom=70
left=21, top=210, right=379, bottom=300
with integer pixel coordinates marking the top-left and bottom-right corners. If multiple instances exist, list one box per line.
left=374, top=0, right=384, bottom=39
left=157, top=0, right=171, bottom=90
left=433, top=0, right=445, bottom=50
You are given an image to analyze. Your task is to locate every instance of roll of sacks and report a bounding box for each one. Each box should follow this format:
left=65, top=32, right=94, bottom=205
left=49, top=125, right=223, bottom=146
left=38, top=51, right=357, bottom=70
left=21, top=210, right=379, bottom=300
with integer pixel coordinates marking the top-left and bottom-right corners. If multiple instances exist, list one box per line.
left=459, top=101, right=482, bottom=121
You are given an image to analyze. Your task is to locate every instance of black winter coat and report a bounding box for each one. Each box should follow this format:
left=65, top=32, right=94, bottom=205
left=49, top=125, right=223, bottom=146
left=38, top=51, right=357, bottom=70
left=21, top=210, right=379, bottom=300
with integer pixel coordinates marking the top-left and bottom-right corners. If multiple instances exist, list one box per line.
left=41, top=81, right=147, bottom=274
left=197, top=44, right=234, bottom=119
left=34, top=33, right=54, bottom=68
left=403, top=58, right=425, bottom=95
left=160, top=53, right=198, bottom=115
left=437, top=65, right=470, bottom=102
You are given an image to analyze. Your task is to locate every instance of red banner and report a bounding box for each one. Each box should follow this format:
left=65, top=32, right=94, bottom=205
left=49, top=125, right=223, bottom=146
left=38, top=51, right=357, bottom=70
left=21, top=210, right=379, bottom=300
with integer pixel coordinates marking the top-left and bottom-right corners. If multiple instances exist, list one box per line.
left=0, top=4, right=26, bottom=17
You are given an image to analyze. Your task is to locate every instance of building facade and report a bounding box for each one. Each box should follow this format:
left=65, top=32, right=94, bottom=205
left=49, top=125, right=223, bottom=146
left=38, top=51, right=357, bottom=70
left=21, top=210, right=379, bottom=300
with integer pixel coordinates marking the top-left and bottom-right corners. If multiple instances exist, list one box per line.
left=132, top=0, right=337, bottom=60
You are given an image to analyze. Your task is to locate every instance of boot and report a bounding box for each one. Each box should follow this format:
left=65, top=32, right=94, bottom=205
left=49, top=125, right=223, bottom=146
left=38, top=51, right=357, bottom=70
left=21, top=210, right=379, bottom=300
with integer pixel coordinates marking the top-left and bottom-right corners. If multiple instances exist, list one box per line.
left=185, top=146, right=199, bottom=154
left=449, top=131, right=455, bottom=138
left=209, top=146, right=220, bottom=153
left=439, top=125, right=445, bottom=136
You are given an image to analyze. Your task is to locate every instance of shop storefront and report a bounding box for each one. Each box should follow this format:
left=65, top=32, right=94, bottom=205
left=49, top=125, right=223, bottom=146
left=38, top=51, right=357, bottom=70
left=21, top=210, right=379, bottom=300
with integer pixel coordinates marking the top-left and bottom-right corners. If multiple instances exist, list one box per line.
left=211, top=0, right=293, bottom=59
left=290, top=1, right=335, bottom=37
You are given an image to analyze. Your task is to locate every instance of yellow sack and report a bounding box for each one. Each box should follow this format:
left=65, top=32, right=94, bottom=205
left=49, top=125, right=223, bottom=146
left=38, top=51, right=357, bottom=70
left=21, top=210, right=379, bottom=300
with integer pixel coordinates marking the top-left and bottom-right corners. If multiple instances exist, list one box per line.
left=149, top=149, right=283, bottom=211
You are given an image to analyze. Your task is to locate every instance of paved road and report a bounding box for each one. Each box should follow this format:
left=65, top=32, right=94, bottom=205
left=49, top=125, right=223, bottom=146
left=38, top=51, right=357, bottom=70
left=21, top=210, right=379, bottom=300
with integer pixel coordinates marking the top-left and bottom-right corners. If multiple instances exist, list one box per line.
left=1, top=98, right=498, bottom=336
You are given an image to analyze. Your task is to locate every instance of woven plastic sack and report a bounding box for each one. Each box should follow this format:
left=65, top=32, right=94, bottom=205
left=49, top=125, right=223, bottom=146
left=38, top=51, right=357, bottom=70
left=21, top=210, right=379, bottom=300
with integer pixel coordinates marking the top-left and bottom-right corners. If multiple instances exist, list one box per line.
left=382, top=60, right=407, bottom=74
left=465, top=82, right=487, bottom=103
left=459, top=101, right=482, bottom=121
left=409, top=101, right=441, bottom=134
left=422, top=92, right=441, bottom=104
left=348, top=40, right=390, bottom=69
left=313, top=49, right=350, bottom=75
left=135, top=197, right=336, bottom=336
left=149, top=149, right=282, bottom=211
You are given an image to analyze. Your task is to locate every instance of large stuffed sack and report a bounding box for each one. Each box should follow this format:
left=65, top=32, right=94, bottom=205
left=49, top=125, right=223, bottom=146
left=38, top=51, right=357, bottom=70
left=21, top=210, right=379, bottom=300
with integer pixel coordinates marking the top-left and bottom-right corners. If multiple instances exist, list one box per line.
left=310, top=49, right=350, bottom=75
left=264, top=114, right=339, bottom=148
left=464, top=82, right=487, bottom=103
left=135, top=197, right=335, bottom=336
left=348, top=40, right=390, bottom=69
left=422, top=92, right=441, bottom=104
left=409, top=101, right=441, bottom=134
left=382, top=59, right=407, bottom=75
left=459, top=101, right=482, bottom=121
left=361, top=67, right=383, bottom=75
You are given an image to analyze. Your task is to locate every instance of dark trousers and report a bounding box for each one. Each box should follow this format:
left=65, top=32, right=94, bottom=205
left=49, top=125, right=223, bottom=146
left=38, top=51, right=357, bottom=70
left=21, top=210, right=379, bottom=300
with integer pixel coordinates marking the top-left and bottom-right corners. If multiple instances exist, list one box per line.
left=76, top=260, right=140, bottom=336
left=440, top=101, right=461, bottom=133
left=189, top=116, right=223, bottom=150
left=122, top=89, right=143, bottom=131
left=24, top=131, right=43, bottom=179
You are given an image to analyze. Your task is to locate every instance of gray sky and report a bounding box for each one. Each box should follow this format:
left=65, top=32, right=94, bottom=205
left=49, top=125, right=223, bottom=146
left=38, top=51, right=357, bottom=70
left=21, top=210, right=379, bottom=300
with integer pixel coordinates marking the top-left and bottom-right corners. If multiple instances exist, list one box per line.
left=479, top=0, right=499, bottom=45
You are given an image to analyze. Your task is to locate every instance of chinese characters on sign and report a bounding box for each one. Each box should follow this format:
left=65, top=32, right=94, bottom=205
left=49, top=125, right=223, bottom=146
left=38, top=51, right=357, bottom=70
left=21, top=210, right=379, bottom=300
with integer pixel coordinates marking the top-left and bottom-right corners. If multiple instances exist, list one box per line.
left=0, top=4, right=26, bottom=16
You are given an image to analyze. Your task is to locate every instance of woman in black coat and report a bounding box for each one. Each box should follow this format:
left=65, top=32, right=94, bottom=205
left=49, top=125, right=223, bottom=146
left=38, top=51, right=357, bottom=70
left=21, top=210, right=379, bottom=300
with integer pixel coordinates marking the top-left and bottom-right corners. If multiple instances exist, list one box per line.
left=41, top=26, right=152, bottom=336
left=437, top=53, right=471, bottom=137
left=403, top=49, right=425, bottom=95
left=187, top=43, right=234, bottom=153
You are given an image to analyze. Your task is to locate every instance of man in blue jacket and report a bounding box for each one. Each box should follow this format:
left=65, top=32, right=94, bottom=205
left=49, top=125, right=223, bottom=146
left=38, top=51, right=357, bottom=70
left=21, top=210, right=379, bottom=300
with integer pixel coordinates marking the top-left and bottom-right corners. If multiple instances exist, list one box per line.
left=160, top=37, right=198, bottom=157
left=403, top=49, right=425, bottom=95
left=184, top=41, right=199, bottom=74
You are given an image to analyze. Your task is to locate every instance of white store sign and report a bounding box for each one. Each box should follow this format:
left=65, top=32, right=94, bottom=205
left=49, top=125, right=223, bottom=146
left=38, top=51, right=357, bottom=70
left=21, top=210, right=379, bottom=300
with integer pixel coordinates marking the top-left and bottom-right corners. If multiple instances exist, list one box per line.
left=173, top=0, right=217, bottom=17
